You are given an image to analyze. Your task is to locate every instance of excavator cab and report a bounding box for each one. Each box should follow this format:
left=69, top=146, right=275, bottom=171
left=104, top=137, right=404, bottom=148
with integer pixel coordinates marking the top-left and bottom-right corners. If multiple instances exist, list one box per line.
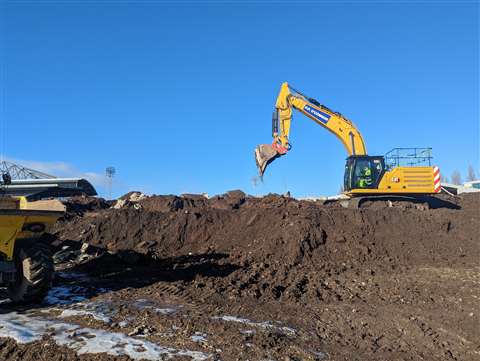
left=344, top=156, right=385, bottom=192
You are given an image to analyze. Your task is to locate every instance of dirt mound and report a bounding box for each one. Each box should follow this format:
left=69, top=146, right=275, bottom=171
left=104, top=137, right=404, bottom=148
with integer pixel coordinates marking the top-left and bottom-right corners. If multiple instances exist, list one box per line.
left=134, top=190, right=246, bottom=212
left=61, top=195, right=111, bottom=220
left=54, top=193, right=479, bottom=302
left=15, top=191, right=472, bottom=360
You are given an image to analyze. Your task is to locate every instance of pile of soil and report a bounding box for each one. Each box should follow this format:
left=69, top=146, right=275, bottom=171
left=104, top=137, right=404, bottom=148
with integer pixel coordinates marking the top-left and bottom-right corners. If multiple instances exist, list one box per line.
left=2, top=192, right=479, bottom=360
left=55, top=192, right=478, bottom=285
left=61, top=195, right=111, bottom=220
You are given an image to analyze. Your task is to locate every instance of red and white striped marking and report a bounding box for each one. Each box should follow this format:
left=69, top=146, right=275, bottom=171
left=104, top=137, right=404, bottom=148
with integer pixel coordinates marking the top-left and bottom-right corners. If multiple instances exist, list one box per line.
left=433, top=166, right=441, bottom=193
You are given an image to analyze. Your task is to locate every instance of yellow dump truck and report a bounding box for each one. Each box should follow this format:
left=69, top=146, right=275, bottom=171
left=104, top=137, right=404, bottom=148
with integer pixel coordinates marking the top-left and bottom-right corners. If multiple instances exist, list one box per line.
left=0, top=196, right=65, bottom=303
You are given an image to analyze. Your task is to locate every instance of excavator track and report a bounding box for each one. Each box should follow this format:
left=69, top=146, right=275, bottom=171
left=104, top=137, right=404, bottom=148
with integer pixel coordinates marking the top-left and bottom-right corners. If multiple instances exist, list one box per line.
left=337, top=195, right=459, bottom=209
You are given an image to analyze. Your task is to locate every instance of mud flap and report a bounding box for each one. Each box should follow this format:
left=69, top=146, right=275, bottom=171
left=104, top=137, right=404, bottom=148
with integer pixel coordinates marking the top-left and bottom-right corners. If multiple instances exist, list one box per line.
left=254, top=144, right=282, bottom=178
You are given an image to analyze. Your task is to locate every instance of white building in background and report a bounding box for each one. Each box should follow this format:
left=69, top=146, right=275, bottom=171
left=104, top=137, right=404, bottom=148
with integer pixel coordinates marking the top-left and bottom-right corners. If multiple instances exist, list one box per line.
left=463, top=180, right=480, bottom=190
left=441, top=180, right=480, bottom=194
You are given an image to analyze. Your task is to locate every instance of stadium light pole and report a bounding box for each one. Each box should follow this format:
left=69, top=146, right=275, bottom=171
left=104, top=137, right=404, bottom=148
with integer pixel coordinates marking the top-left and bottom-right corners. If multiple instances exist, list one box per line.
left=106, top=166, right=116, bottom=200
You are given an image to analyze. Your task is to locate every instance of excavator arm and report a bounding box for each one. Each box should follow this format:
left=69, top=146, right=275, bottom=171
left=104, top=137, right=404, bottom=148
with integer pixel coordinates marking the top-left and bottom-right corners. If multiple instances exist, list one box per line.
left=255, top=82, right=367, bottom=176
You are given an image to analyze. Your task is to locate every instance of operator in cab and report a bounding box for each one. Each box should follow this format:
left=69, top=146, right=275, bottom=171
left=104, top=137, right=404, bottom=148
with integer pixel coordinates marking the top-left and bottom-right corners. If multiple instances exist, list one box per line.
left=358, top=166, right=373, bottom=188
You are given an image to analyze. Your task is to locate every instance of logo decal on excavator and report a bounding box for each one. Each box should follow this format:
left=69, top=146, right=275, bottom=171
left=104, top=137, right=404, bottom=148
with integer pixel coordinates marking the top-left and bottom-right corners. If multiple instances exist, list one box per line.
left=304, top=105, right=331, bottom=124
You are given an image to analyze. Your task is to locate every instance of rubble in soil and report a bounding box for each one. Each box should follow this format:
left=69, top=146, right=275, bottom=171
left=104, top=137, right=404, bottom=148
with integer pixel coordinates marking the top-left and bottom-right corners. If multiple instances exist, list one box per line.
left=1, top=191, right=479, bottom=361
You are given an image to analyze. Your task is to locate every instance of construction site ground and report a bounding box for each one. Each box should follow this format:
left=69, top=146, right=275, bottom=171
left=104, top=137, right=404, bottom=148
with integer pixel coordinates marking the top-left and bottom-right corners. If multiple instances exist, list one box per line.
left=0, top=191, right=478, bottom=361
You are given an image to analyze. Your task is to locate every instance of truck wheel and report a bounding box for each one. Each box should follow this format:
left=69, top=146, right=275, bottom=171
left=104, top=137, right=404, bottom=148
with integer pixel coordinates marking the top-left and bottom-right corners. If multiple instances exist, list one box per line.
left=7, top=241, right=54, bottom=304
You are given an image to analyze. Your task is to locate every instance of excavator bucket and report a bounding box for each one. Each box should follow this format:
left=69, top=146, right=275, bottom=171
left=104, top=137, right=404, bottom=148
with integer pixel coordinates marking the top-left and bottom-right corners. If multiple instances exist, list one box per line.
left=255, top=144, right=282, bottom=178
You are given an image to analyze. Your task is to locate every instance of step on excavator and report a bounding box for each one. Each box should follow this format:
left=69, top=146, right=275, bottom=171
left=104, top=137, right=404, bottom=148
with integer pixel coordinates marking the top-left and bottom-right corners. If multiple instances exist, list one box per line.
left=255, top=82, right=441, bottom=207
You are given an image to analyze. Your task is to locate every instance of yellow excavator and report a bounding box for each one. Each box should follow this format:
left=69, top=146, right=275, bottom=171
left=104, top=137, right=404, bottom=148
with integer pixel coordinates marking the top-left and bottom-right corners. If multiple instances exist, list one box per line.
left=255, top=82, right=441, bottom=202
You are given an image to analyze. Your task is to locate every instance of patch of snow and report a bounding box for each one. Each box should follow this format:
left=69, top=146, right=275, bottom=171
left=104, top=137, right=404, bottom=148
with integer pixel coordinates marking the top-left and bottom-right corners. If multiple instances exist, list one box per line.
left=154, top=307, right=177, bottom=315
left=60, top=308, right=110, bottom=324
left=44, top=286, right=88, bottom=305
left=191, top=332, right=207, bottom=343
left=60, top=300, right=116, bottom=324
left=312, top=350, right=328, bottom=359
left=213, top=315, right=296, bottom=336
left=118, top=320, right=130, bottom=328
left=133, top=298, right=179, bottom=315
left=43, top=283, right=109, bottom=307
left=0, top=312, right=211, bottom=360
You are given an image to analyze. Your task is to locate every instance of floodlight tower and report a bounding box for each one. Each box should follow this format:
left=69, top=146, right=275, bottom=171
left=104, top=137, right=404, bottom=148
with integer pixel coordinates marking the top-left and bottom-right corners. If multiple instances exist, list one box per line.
left=106, top=166, right=115, bottom=199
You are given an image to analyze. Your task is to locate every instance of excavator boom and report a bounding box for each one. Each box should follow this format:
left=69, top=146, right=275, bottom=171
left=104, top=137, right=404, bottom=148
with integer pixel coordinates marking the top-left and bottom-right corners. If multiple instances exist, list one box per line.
left=255, top=82, right=367, bottom=177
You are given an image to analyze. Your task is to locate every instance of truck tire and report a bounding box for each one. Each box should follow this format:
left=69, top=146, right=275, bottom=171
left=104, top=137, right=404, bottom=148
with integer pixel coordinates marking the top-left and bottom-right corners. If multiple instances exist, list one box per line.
left=7, top=241, right=54, bottom=304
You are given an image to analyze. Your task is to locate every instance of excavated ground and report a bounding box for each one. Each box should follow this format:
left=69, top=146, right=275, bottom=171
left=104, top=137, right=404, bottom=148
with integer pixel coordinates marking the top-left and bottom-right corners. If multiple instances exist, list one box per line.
left=0, top=191, right=478, bottom=361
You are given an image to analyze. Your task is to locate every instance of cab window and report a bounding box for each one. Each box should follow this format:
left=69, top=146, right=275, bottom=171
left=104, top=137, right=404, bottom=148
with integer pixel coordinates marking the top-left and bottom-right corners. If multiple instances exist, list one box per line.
left=353, top=158, right=383, bottom=189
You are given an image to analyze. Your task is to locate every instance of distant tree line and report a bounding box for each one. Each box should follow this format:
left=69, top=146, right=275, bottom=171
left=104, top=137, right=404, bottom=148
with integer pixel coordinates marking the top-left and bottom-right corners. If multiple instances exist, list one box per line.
left=441, top=165, right=478, bottom=185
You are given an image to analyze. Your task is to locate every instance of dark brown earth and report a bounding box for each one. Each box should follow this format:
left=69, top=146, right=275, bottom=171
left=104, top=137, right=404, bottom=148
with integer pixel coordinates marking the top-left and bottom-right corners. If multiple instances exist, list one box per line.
left=1, top=192, right=479, bottom=361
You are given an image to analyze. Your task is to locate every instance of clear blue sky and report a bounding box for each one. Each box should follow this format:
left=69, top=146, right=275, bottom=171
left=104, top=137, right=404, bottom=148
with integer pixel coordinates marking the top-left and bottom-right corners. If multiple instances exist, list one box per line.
left=1, top=0, right=478, bottom=198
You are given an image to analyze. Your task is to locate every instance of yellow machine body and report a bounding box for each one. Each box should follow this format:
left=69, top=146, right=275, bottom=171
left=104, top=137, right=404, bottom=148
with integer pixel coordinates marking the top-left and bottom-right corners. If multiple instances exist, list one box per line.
left=0, top=197, right=64, bottom=261
left=348, top=166, right=438, bottom=195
